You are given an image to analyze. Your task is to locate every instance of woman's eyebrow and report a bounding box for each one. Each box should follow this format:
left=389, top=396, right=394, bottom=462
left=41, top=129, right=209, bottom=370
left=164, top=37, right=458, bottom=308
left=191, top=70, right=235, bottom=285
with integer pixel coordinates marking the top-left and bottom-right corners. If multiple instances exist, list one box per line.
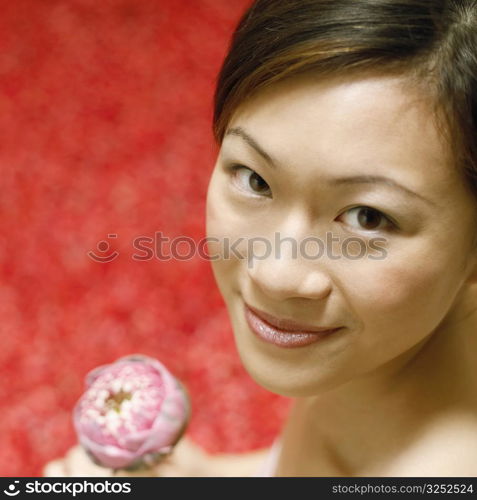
left=224, top=126, right=436, bottom=207
left=329, top=175, right=436, bottom=206
left=225, top=126, right=277, bottom=166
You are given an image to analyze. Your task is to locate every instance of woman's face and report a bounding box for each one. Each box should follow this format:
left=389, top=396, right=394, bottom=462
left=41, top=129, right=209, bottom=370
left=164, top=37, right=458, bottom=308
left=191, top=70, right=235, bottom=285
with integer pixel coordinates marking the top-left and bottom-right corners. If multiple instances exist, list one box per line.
left=206, top=72, right=477, bottom=397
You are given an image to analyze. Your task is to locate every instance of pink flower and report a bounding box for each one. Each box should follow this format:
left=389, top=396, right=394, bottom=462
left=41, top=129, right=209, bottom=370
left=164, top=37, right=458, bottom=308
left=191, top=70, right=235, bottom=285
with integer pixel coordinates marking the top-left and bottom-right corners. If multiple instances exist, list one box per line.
left=73, top=354, right=190, bottom=471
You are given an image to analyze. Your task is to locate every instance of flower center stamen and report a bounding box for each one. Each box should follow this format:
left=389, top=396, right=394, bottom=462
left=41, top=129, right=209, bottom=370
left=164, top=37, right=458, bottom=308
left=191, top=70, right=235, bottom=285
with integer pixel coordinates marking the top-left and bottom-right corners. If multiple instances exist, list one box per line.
left=105, top=389, right=132, bottom=413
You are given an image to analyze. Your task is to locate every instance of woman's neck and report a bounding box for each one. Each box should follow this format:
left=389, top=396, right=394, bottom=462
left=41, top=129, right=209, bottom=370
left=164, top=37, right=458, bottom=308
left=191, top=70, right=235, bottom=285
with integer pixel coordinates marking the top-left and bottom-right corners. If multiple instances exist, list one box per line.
left=276, top=287, right=477, bottom=477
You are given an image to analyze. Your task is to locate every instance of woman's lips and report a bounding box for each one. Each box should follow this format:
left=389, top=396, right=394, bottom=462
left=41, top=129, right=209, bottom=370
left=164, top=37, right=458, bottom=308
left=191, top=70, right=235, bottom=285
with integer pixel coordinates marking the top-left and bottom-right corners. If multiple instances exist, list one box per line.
left=243, top=302, right=343, bottom=348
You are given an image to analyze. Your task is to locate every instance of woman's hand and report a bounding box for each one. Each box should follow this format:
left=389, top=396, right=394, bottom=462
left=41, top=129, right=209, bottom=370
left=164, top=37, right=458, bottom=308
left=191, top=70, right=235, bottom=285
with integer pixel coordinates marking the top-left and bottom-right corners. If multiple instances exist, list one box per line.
left=42, top=436, right=215, bottom=477
left=42, top=436, right=270, bottom=477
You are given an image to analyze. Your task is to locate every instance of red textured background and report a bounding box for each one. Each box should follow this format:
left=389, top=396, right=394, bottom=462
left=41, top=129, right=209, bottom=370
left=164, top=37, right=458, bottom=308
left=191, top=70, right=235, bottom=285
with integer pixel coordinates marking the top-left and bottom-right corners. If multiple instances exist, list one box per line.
left=0, top=0, right=291, bottom=476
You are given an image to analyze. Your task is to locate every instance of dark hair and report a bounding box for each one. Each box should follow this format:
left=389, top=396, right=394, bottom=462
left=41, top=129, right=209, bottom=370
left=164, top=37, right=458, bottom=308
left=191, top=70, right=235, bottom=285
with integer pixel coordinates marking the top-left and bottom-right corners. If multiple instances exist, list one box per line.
left=213, top=0, right=477, bottom=196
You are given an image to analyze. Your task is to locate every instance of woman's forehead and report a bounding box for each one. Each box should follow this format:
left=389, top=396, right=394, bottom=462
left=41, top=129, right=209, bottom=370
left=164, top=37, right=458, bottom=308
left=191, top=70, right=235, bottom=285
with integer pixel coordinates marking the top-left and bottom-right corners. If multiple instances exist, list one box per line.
left=231, top=73, right=435, bottom=147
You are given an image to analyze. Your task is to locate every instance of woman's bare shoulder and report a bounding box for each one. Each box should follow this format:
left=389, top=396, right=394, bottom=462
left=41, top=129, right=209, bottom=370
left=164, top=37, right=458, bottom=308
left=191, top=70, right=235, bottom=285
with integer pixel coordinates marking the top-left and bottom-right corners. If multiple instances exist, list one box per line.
left=379, top=421, right=477, bottom=477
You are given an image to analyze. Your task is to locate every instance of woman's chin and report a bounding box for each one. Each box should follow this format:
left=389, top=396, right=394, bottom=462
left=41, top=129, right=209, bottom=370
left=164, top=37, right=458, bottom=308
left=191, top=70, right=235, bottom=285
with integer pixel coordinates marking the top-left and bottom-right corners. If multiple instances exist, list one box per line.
left=235, top=346, right=347, bottom=398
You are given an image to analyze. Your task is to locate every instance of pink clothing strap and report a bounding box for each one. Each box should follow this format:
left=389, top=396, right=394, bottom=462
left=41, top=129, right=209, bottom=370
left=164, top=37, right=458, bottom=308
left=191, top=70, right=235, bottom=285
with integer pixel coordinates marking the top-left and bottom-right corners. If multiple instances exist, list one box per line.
left=253, top=438, right=282, bottom=477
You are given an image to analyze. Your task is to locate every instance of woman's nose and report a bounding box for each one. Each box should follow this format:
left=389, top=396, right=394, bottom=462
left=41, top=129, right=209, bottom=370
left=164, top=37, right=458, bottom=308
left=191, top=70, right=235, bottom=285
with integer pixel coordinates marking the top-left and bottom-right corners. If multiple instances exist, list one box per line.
left=246, top=233, right=333, bottom=301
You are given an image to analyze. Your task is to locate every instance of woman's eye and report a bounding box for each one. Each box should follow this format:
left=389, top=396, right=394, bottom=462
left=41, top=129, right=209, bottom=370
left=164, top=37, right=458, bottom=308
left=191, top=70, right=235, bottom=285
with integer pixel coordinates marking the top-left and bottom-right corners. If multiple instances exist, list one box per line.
left=228, top=164, right=272, bottom=197
left=338, top=206, right=396, bottom=232
left=224, top=165, right=395, bottom=231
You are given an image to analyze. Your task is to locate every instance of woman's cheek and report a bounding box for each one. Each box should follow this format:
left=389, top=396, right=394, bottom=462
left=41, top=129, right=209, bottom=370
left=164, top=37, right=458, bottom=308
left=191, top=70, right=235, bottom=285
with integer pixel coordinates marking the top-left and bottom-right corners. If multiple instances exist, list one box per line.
left=347, top=256, right=453, bottom=347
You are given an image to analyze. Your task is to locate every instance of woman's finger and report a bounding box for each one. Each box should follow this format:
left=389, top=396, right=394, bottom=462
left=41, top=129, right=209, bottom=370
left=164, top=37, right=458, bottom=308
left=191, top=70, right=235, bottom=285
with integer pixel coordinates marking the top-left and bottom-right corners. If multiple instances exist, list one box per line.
left=42, top=459, right=67, bottom=477
left=64, top=445, right=114, bottom=477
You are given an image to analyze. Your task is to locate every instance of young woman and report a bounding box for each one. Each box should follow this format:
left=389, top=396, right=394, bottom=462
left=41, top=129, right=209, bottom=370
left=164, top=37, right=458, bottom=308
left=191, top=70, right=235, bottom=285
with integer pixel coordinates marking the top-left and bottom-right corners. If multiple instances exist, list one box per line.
left=45, top=0, right=477, bottom=476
